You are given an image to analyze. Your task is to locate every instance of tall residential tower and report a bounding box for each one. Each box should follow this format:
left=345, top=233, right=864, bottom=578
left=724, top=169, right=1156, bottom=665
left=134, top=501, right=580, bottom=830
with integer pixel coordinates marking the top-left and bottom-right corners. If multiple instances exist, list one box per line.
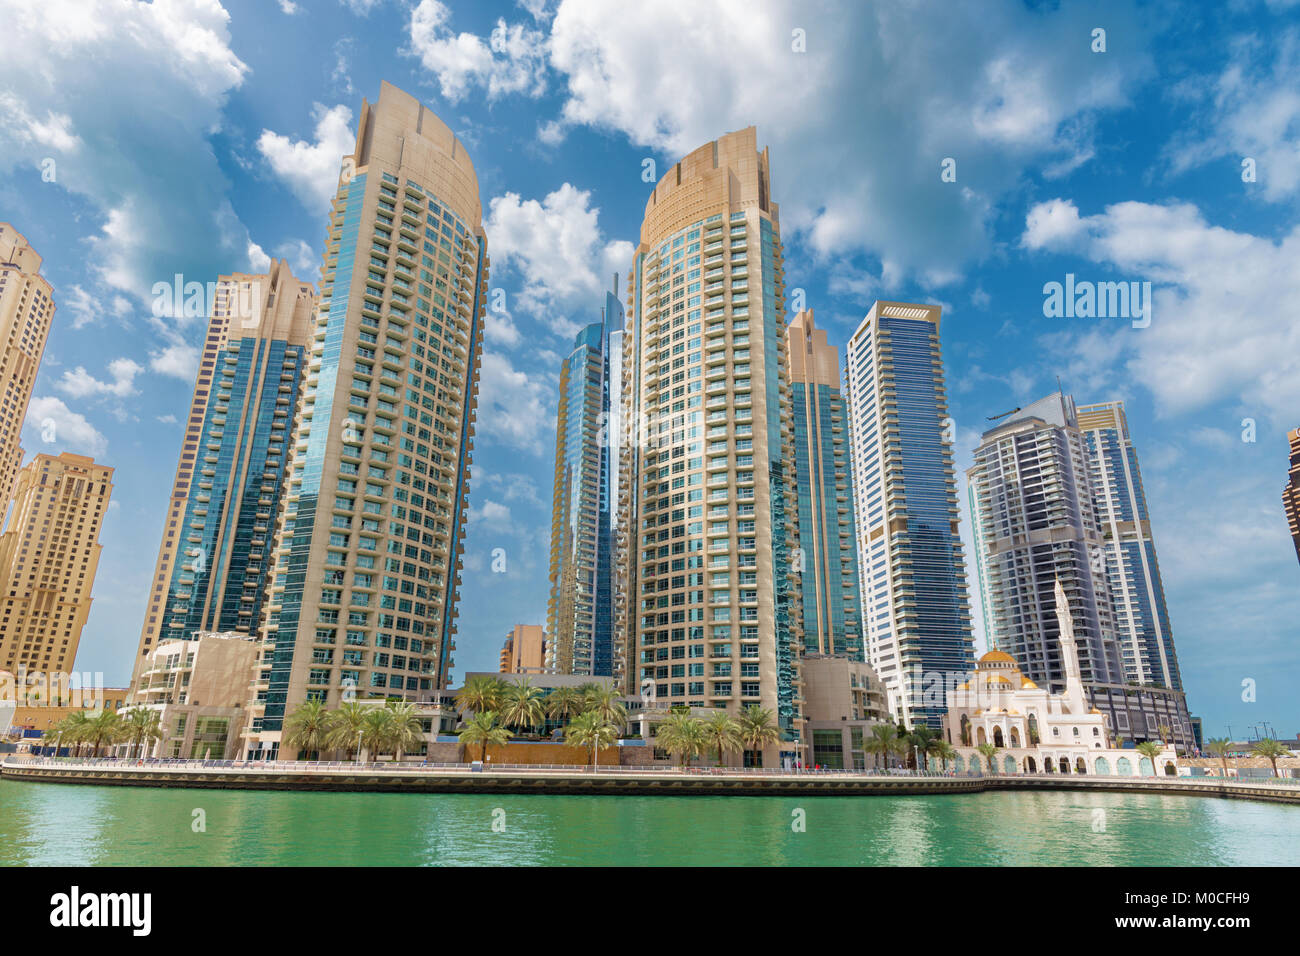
left=130, top=261, right=315, bottom=688
left=0, top=453, right=113, bottom=675
left=616, top=127, right=800, bottom=763
left=967, top=392, right=1193, bottom=750
left=785, top=309, right=863, bottom=659
left=844, top=301, right=973, bottom=728
left=1285, top=427, right=1300, bottom=566
left=546, top=286, right=621, bottom=676
left=0, top=224, right=56, bottom=513
left=245, top=83, right=488, bottom=757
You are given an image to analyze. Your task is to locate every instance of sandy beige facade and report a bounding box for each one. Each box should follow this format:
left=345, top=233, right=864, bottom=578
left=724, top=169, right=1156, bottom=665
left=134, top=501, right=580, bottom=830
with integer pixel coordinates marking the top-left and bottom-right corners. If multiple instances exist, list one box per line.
left=499, top=624, right=546, bottom=673
left=616, top=127, right=801, bottom=765
left=0, top=224, right=55, bottom=513
left=0, top=453, right=113, bottom=676
left=1286, top=427, right=1300, bottom=566
left=245, top=82, right=488, bottom=758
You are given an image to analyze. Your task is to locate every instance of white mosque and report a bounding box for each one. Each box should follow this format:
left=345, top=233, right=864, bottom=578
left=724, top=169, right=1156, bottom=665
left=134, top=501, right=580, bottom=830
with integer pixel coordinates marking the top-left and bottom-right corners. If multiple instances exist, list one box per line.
left=942, top=580, right=1178, bottom=777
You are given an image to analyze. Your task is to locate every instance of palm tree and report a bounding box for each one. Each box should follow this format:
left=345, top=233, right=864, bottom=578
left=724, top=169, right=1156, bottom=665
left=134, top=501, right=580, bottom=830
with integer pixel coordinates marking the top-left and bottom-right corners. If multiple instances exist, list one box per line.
left=1249, top=738, right=1289, bottom=778
left=544, top=687, right=584, bottom=726
left=582, top=685, right=628, bottom=733
left=500, top=678, right=547, bottom=735
left=57, top=713, right=91, bottom=757
left=84, top=710, right=124, bottom=757
left=735, top=705, right=781, bottom=768
left=1205, top=737, right=1233, bottom=777
left=700, top=711, right=741, bottom=766
left=907, top=725, right=940, bottom=772
left=864, top=723, right=897, bottom=770
left=324, top=701, right=369, bottom=761
left=457, top=711, right=511, bottom=764
left=385, top=701, right=426, bottom=761
left=934, top=740, right=958, bottom=773
left=119, top=708, right=163, bottom=759
left=455, top=675, right=506, bottom=717
left=655, top=712, right=709, bottom=767
left=359, top=707, right=395, bottom=761
left=1134, top=740, right=1163, bottom=776
left=975, top=742, right=1000, bottom=774
left=283, top=699, right=332, bottom=759
left=564, top=711, right=619, bottom=770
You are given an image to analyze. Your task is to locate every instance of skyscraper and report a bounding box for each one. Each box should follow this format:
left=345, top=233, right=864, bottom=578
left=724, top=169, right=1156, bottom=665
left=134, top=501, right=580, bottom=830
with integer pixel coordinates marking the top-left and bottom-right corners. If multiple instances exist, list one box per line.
left=499, top=624, right=546, bottom=674
left=131, top=260, right=315, bottom=688
left=546, top=286, right=621, bottom=676
left=844, top=300, right=973, bottom=728
left=968, top=392, right=1194, bottom=750
left=245, top=82, right=488, bottom=756
left=785, top=309, right=863, bottom=659
left=967, top=393, right=1122, bottom=688
left=1078, top=400, right=1183, bottom=692
left=0, top=224, right=56, bottom=513
left=1285, top=427, right=1300, bottom=566
left=616, top=127, right=800, bottom=763
left=0, top=453, right=113, bottom=675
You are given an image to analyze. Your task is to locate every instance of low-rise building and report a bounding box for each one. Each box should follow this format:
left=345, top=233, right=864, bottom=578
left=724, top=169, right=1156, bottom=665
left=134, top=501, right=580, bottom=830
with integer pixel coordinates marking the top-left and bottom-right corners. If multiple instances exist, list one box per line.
left=801, top=654, right=889, bottom=769
left=943, top=580, right=1177, bottom=777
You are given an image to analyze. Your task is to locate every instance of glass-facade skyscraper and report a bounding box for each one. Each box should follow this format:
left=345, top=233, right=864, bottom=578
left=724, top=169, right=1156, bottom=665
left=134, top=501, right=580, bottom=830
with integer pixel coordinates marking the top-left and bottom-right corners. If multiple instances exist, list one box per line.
left=968, top=392, right=1194, bottom=750
left=1078, top=400, right=1183, bottom=692
left=131, top=261, right=315, bottom=686
left=245, top=83, right=488, bottom=755
left=616, top=127, right=801, bottom=763
left=546, top=285, right=622, bottom=677
left=844, top=301, right=973, bottom=728
left=786, top=309, right=863, bottom=660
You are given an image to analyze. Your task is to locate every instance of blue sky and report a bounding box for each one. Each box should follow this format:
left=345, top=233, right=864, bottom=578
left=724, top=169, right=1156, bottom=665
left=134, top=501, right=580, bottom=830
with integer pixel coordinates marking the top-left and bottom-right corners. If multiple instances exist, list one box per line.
left=0, top=0, right=1297, bottom=741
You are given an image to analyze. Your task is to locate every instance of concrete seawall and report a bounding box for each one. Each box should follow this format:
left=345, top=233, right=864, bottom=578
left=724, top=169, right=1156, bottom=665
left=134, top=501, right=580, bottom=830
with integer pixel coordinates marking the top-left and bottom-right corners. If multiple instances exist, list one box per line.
left=4, top=759, right=1300, bottom=804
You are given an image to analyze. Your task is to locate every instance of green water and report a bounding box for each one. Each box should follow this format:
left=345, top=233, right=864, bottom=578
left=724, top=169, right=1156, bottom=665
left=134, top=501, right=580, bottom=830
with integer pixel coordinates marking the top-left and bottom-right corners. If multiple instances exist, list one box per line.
left=2, top=779, right=1297, bottom=865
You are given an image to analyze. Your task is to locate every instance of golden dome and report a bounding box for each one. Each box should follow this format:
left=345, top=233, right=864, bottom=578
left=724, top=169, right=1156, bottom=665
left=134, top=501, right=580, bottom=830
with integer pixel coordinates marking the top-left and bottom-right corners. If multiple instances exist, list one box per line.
left=959, top=682, right=969, bottom=690
left=1020, top=678, right=1038, bottom=689
left=985, top=674, right=1013, bottom=685
left=1089, top=707, right=1101, bottom=714
left=979, top=649, right=1017, bottom=666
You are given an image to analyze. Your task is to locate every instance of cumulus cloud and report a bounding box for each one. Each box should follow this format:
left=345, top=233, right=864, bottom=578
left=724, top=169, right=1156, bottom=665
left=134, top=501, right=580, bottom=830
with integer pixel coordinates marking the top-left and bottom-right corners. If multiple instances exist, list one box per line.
left=57, top=358, right=143, bottom=400
left=1023, top=197, right=1300, bottom=423
left=149, top=341, right=201, bottom=382
left=0, top=0, right=254, bottom=301
left=257, top=103, right=355, bottom=214
left=485, top=183, right=632, bottom=338
left=23, top=396, right=108, bottom=458
left=407, top=0, right=549, bottom=102
left=476, top=351, right=553, bottom=455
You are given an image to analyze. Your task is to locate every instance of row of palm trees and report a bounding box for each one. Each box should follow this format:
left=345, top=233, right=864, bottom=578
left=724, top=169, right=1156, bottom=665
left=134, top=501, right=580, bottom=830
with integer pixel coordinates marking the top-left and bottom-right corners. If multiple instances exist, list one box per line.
left=645, top=707, right=783, bottom=767
left=1205, top=737, right=1292, bottom=778
left=863, top=723, right=957, bottom=771
left=282, top=699, right=426, bottom=761
left=39, top=708, right=163, bottom=758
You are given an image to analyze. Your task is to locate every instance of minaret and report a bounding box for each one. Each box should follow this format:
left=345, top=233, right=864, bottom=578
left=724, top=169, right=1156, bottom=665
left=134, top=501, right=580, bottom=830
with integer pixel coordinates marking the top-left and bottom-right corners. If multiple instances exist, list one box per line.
left=1054, top=577, right=1088, bottom=714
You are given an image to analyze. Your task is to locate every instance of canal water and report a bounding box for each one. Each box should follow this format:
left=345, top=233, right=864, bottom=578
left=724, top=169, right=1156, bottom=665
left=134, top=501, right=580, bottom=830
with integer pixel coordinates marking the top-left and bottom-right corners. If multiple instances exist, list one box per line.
left=2, top=779, right=1297, bottom=865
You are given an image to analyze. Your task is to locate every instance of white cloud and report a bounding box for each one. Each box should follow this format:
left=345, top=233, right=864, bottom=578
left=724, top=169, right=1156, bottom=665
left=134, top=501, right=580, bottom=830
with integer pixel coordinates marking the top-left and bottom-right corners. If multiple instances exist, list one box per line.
left=476, top=352, right=553, bottom=455
left=278, top=0, right=299, bottom=13
left=407, top=0, right=549, bottom=102
left=1024, top=197, right=1300, bottom=423
left=524, top=0, right=1149, bottom=284
left=57, top=358, right=143, bottom=399
left=1165, top=27, right=1300, bottom=202
left=23, top=396, right=108, bottom=458
left=0, top=0, right=254, bottom=302
left=257, top=103, right=355, bottom=214
left=485, top=183, right=632, bottom=338
left=341, top=0, right=383, bottom=13
left=150, top=341, right=200, bottom=382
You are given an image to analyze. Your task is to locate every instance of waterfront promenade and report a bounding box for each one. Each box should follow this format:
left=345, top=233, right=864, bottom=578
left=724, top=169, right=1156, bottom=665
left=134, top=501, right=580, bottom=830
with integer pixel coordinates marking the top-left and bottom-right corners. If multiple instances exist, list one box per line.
left=5, top=756, right=1300, bottom=804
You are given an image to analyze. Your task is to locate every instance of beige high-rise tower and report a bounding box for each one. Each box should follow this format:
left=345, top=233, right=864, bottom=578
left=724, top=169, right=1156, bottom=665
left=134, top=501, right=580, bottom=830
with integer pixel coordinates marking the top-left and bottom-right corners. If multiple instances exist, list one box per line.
left=244, top=83, right=488, bottom=758
left=130, top=260, right=315, bottom=689
left=0, top=453, right=113, bottom=675
left=1286, top=427, right=1300, bottom=566
left=0, top=224, right=56, bottom=513
left=616, top=127, right=801, bottom=766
